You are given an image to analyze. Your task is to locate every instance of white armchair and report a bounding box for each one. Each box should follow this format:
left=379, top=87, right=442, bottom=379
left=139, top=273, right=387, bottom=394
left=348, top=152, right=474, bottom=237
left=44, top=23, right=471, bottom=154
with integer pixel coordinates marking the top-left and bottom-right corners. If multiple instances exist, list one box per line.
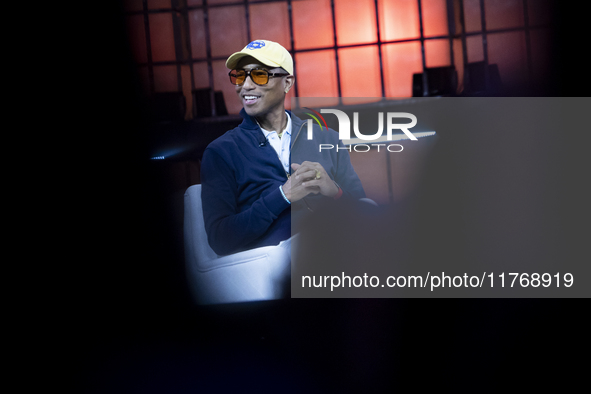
left=183, top=184, right=291, bottom=305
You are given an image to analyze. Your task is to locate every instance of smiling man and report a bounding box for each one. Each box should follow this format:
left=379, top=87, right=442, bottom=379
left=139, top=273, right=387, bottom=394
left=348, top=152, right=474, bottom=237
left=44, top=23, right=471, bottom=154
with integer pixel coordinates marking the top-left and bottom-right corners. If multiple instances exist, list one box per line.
left=200, top=39, right=365, bottom=255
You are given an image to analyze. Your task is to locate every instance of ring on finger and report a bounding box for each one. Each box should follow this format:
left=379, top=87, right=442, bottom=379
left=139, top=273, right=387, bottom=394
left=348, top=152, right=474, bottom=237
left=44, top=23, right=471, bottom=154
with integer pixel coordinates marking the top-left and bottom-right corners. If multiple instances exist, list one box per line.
left=314, top=169, right=321, bottom=180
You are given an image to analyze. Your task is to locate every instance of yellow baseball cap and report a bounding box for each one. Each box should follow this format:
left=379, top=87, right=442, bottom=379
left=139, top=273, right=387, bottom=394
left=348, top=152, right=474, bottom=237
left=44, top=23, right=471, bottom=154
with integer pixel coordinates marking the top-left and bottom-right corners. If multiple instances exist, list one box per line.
left=226, top=40, right=293, bottom=75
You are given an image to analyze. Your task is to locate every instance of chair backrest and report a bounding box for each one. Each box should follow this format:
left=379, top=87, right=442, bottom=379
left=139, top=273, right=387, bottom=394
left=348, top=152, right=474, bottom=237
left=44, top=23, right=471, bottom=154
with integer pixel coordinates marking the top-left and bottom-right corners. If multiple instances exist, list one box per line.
left=184, top=184, right=219, bottom=267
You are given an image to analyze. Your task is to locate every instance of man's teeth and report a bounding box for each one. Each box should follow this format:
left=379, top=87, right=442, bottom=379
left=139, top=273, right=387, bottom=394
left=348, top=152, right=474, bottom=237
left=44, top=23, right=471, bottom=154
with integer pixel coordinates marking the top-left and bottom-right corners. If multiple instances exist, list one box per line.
left=244, top=96, right=259, bottom=100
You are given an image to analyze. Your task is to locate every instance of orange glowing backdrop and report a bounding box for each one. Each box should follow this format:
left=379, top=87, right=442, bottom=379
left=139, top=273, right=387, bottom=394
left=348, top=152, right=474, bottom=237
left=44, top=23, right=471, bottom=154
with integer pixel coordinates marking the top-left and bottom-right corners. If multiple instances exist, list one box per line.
left=124, top=0, right=554, bottom=116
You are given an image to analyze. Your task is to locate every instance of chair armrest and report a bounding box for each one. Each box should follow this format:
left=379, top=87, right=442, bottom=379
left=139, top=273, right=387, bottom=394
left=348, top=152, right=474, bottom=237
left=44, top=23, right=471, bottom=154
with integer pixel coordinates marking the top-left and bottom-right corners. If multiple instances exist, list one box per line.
left=195, top=245, right=288, bottom=272
left=359, top=197, right=378, bottom=206
left=187, top=244, right=291, bottom=304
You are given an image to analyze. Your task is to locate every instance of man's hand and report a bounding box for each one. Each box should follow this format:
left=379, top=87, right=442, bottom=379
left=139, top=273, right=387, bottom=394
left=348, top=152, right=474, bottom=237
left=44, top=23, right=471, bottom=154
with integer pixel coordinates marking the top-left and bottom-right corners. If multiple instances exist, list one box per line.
left=282, top=161, right=339, bottom=202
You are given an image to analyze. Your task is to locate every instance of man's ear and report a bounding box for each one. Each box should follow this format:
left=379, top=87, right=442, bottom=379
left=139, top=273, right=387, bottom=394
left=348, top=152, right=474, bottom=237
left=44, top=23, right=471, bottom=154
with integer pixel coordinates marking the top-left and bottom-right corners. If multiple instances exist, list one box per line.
left=284, top=75, right=295, bottom=94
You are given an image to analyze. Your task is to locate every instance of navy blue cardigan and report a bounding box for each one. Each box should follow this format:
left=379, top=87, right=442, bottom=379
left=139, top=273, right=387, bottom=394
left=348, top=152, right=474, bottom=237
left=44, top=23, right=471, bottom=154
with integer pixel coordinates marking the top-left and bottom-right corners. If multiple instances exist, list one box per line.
left=200, top=109, right=365, bottom=255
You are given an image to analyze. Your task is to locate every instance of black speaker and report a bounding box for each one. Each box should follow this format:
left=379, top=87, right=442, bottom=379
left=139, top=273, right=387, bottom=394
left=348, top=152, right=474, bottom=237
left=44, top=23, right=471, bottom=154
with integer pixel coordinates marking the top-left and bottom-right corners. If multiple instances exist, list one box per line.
left=412, top=66, right=458, bottom=97
left=464, top=62, right=502, bottom=94
left=214, top=91, right=228, bottom=116
left=193, top=88, right=228, bottom=118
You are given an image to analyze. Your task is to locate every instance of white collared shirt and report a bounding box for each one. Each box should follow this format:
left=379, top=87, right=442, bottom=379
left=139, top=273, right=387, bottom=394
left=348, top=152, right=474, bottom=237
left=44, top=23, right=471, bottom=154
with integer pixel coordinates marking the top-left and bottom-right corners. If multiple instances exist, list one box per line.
left=259, top=112, right=292, bottom=175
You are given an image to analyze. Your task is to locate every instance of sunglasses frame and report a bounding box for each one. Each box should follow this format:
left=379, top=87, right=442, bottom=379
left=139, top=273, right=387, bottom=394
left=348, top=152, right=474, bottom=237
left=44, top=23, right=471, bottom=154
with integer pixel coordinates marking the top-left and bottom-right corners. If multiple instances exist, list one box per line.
left=229, top=68, right=290, bottom=86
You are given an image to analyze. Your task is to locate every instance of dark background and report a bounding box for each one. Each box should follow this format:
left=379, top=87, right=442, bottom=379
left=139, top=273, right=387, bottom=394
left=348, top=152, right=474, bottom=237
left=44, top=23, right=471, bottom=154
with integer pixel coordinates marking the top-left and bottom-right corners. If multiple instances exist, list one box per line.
left=57, top=1, right=589, bottom=392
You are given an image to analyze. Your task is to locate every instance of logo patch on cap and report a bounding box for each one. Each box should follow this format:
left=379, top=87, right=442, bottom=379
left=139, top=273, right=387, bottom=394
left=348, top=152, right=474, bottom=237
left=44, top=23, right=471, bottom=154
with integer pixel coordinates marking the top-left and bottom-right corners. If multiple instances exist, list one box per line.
left=246, top=40, right=265, bottom=50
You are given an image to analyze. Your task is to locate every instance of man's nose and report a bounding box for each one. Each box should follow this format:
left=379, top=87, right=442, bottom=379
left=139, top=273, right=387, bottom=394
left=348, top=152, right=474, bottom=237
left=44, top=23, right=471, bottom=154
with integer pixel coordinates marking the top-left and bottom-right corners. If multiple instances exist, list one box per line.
left=242, top=73, right=256, bottom=89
